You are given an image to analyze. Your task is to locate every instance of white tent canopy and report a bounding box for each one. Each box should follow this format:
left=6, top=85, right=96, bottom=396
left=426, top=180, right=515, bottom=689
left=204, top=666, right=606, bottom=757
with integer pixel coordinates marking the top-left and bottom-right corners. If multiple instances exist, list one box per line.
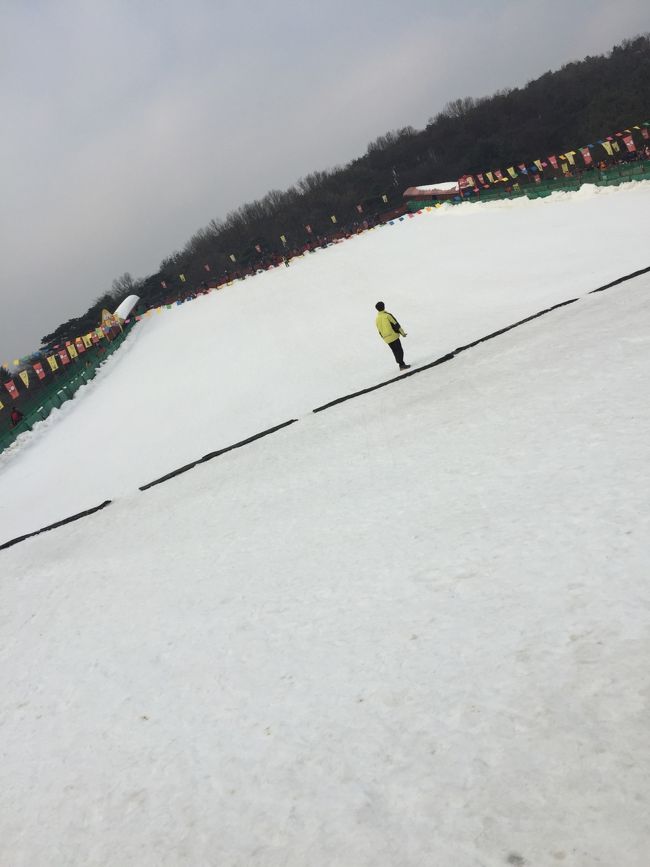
left=113, top=295, right=140, bottom=321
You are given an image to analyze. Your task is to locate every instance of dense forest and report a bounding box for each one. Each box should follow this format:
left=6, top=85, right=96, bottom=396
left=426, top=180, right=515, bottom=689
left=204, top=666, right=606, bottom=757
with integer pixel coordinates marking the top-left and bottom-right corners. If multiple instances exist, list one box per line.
left=41, top=34, right=650, bottom=349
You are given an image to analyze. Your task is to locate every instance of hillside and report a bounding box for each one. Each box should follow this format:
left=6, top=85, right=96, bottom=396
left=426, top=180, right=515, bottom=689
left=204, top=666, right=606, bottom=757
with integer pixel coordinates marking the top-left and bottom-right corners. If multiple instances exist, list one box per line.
left=39, top=34, right=650, bottom=348
left=1, top=183, right=649, bottom=862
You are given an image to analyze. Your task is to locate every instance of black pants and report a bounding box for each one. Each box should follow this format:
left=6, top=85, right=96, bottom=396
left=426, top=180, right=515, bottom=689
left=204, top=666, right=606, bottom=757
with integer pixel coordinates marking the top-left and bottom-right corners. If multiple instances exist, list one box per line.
left=388, top=338, right=405, bottom=366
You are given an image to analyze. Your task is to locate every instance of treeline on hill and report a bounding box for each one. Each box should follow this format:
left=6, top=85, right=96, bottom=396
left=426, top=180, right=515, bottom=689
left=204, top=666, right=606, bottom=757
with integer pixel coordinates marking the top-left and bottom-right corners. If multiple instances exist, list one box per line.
left=41, top=34, right=650, bottom=349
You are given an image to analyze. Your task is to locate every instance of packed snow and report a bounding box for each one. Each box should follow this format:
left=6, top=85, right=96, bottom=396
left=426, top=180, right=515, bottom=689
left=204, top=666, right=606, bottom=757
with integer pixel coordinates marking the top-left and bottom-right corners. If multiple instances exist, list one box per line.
left=1, top=182, right=649, bottom=866
left=1, top=181, right=650, bottom=543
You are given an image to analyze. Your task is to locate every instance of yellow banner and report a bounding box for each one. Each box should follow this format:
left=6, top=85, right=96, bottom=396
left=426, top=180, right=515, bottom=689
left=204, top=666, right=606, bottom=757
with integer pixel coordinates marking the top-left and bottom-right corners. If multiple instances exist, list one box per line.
left=486, top=172, right=495, bottom=183
left=565, top=151, right=576, bottom=165
left=611, top=140, right=620, bottom=153
left=82, top=334, right=92, bottom=348
left=507, top=167, right=517, bottom=178
left=179, top=273, right=186, bottom=282
left=47, top=355, right=58, bottom=371
left=0, top=399, right=3, bottom=411
left=67, top=343, right=78, bottom=358
left=601, top=141, right=613, bottom=155
left=19, top=370, right=29, bottom=387
left=534, top=160, right=543, bottom=172
left=330, top=215, right=337, bottom=223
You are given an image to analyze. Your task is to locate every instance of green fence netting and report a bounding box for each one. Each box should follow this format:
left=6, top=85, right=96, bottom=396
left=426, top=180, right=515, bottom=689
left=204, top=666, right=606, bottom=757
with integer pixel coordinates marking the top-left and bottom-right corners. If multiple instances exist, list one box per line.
left=407, top=160, right=650, bottom=211
left=0, top=329, right=130, bottom=455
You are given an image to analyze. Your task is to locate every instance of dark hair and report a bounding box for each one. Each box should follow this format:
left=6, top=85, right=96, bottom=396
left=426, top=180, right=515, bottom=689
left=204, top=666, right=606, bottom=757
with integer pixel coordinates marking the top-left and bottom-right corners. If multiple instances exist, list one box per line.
left=375, top=301, right=385, bottom=311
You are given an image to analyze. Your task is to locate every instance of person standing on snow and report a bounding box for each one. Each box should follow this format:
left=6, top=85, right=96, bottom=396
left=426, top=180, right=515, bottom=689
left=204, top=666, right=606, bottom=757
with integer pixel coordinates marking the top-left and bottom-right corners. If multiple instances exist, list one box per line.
left=375, top=301, right=410, bottom=370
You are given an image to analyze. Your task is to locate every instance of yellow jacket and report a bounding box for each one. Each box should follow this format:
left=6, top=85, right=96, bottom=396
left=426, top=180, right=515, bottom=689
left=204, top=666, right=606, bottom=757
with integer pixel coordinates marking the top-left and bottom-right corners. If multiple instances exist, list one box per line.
left=376, top=311, right=405, bottom=344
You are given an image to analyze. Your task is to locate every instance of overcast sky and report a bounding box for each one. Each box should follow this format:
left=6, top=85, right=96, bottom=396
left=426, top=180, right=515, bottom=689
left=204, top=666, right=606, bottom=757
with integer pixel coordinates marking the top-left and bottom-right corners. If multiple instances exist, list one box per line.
left=1, top=0, right=648, bottom=360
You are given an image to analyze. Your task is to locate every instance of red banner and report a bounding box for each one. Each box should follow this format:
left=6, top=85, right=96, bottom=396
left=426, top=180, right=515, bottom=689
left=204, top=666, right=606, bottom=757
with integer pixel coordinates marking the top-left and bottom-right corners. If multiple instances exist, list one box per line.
left=75, top=338, right=85, bottom=354
left=4, top=380, right=19, bottom=399
left=623, top=134, right=636, bottom=153
left=580, top=147, right=592, bottom=165
left=33, top=362, right=46, bottom=380
left=548, top=155, right=559, bottom=170
left=58, top=349, right=70, bottom=365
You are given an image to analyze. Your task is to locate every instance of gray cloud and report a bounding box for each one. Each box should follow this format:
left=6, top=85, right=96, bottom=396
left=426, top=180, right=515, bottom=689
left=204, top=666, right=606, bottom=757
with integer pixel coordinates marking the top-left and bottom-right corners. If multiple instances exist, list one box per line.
left=1, top=0, right=648, bottom=359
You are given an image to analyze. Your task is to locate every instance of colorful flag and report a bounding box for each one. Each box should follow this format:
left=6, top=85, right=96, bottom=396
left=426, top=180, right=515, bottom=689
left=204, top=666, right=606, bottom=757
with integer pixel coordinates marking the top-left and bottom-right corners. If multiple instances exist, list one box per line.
left=59, top=350, right=70, bottom=365
left=67, top=343, right=78, bottom=359
left=548, top=156, right=559, bottom=169
left=229, top=253, right=237, bottom=261
left=486, top=171, right=495, bottom=183
left=75, top=338, right=85, bottom=353
left=18, top=370, right=29, bottom=387
left=4, top=380, right=19, bottom=399
left=0, top=399, right=3, bottom=411
left=381, top=194, right=388, bottom=203
left=305, top=225, right=312, bottom=234
left=564, top=151, right=576, bottom=166
left=507, top=167, right=517, bottom=178
left=47, top=355, right=58, bottom=372
left=203, top=264, right=210, bottom=272
left=611, top=141, right=620, bottom=153
left=255, top=244, right=262, bottom=253
left=602, top=141, right=613, bottom=156
left=356, top=204, right=363, bottom=213
left=33, top=362, right=45, bottom=380
left=279, top=235, right=286, bottom=245
left=517, top=164, right=527, bottom=173
left=477, top=173, right=485, bottom=184
left=179, top=274, right=186, bottom=282
left=494, top=169, right=504, bottom=180
left=580, top=146, right=592, bottom=165
left=623, top=134, right=636, bottom=153
left=330, top=215, right=337, bottom=224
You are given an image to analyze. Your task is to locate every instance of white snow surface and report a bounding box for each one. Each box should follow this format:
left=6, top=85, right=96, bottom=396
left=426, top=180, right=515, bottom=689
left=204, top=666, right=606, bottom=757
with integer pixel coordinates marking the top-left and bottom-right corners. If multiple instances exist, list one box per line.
left=1, top=182, right=650, bottom=865
left=2, top=181, right=650, bottom=543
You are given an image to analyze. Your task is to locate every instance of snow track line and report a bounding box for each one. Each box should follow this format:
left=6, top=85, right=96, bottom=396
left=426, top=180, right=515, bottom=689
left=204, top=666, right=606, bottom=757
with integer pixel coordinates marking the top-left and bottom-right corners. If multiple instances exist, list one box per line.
left=0, top=500, right=113, bottom=551
left=589, top=264, right=650, bottom=294
left=138, top=418, right=299, bottom=492
left=2, top=264, right=647, bottom=552
left=313, top=298, right=579, bottom=414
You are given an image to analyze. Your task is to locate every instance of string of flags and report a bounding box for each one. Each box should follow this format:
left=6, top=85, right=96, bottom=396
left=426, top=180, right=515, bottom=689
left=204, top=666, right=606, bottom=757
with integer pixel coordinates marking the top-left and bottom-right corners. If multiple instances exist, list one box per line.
left=458, top=121, right=649, bottom=192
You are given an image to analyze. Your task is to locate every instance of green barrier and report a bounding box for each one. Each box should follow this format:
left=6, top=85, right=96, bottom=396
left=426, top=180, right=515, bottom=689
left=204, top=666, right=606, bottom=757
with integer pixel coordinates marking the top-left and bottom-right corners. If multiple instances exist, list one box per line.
left=1, top=329, right=131, bottom=455
left=407, top=160, right=650, bottom=211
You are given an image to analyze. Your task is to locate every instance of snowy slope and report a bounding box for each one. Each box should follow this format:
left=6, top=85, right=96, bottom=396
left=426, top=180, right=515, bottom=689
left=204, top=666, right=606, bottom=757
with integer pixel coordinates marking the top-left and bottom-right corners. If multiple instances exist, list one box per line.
left=1, top=182, right=650, bottom=543
left=1, top=276, right=649, bottom=866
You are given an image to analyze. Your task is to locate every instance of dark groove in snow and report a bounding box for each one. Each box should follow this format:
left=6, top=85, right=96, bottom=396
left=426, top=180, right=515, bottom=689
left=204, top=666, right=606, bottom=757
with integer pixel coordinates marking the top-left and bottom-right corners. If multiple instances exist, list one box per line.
left=0, top=500, right=113, bottom=551
left=2, top=264, right=647, bottom=550
left=139, top=418, right=299, bottom=492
